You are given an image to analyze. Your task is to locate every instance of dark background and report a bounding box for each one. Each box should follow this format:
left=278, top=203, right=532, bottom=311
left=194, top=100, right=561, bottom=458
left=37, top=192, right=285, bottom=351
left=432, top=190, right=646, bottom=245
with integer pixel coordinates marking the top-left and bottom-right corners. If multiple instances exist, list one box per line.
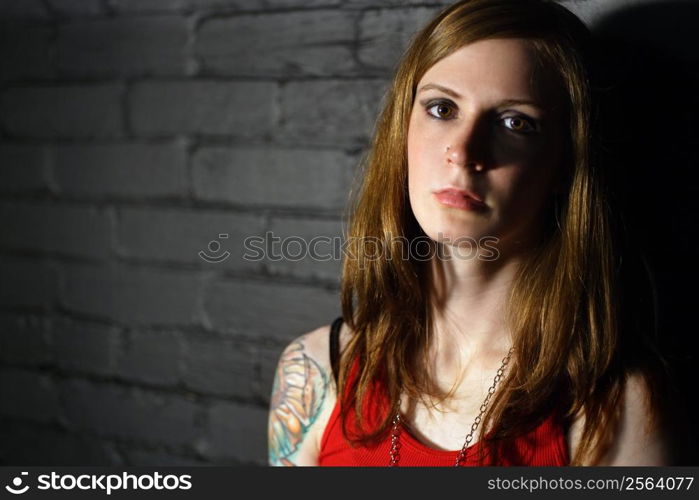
left=0, top=0, right=695, bottom=465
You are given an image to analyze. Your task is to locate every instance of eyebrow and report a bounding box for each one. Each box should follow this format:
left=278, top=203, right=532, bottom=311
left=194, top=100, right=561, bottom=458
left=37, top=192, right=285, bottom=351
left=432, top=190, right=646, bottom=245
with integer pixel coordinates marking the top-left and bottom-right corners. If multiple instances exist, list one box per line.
left=417, top=83, right=545, bottom=109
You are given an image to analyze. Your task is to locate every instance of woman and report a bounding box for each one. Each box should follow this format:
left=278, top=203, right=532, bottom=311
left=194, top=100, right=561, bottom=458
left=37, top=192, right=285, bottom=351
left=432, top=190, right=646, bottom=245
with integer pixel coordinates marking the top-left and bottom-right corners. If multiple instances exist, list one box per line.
left=268, top=0, right=674, bottom=466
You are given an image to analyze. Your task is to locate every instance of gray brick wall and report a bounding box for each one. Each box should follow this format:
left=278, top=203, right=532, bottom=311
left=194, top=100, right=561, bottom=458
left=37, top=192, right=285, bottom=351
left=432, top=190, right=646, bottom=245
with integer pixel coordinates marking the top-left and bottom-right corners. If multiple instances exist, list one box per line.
left=1, top=0, right=685, bottom=466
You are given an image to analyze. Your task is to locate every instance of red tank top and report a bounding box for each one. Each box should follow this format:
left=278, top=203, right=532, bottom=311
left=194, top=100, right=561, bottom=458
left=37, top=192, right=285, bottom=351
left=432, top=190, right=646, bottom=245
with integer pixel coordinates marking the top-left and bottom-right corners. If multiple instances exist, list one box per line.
left=318, top=358, right=570, bottom=466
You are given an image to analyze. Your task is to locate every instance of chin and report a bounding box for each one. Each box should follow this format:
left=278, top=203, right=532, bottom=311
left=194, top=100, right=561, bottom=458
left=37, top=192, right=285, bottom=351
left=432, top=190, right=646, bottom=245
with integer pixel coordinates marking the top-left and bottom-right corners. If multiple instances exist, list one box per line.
left=413, top=203, right=490, bottom=241
left=422, top=225, right=484, bottom=246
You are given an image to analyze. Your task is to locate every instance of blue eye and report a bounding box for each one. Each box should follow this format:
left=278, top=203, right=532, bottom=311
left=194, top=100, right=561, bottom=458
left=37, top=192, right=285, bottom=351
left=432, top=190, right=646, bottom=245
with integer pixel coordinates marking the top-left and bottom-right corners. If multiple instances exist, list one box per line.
left=502, top=115, right=537, bottom=134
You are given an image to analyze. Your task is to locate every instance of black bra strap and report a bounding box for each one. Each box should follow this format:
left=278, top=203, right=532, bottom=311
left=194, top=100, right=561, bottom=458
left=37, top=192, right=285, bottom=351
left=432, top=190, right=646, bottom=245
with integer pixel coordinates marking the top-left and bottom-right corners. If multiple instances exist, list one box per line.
left=329, top=316, right=343, bottom=387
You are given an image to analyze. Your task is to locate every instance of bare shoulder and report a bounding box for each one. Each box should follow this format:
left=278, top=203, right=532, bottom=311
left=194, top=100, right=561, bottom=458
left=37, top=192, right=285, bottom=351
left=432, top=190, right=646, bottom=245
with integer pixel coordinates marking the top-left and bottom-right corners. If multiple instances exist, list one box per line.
left=285, top=320, right=353, bottom=376
left=267, top=320, right=353, bottom=466
left=567, top=372, right=671, bottom=465
left=298, top=320, right=353, bottom=369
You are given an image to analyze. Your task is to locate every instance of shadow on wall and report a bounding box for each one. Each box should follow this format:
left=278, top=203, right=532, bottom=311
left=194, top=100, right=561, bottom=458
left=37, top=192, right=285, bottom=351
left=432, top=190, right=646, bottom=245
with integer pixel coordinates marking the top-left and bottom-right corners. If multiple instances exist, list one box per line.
left=589, top=0, right=699, bottom=465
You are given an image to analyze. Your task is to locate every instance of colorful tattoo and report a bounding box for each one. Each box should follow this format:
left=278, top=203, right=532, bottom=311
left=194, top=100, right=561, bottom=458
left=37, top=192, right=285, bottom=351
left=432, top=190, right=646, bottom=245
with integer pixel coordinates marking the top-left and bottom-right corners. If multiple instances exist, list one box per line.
left=268, top=340, right=328, bottom=465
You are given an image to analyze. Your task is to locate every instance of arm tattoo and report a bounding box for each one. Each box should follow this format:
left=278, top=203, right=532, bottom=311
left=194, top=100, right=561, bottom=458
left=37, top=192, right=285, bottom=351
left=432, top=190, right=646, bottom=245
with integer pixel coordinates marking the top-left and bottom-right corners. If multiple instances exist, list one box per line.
left=268, top=340, right=328, bottom=466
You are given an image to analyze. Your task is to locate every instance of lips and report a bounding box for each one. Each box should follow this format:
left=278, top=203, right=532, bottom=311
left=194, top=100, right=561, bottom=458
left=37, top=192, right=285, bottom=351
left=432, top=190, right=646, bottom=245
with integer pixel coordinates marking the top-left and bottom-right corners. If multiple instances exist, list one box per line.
left=433, top=187, right=485, bottom=204
left=433, top=187, right=488, bottom=212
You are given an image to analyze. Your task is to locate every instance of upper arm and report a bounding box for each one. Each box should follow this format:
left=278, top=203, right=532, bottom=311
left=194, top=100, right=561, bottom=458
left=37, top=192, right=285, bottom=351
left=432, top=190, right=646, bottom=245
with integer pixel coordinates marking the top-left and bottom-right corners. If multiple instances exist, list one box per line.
left=599, top=373, right=671, bottom=465
left=568, top=373, right=671, bottom=466
left=267, top=326, right=335, bottom=466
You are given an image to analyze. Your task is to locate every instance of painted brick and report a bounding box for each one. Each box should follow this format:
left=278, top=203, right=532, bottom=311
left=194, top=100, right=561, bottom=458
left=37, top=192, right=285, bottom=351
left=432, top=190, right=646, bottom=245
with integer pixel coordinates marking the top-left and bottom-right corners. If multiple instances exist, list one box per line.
left=0, top=84, right=123, bottom=139
left=0, top=201, right=114, bottom=260
left=201, top=401, right=267, bottom=463
left=0, top=144, right=49, bottom=194
left=0, top=367, right=61, bottom=423
left=181, top=334, right=256, bottom=398
left=122, top=448, right=205, bottom=466
left=109, top=0, right=192, bottom=13
left=129, top=80, right=276, bottom=137
left=46, top=0, right=108, bottom=17
left=109, top=0, right=245, bottom=14
left=279, top=79, right=388, bottom=147
left=0, top=313, right=50, bottom=366
left=52, top=141, right=188, bottom=199
left=266, top=216, right=343, bottom=283
left=358, top=7, right=442, bottom=70
left=109, top=0, right=341, bottom=14
left=191, top=146, right=357, bottom=210
left=51, top=318, right=120, bottom=376
left=0, top=422, right=121, bottom=465
left=0, top=21, right=53, bottom=82
left=346, top=0, right=450, bottom=5
left=60, top=378, right=201, bottom=447
left=0, top=0, right=49, bottom=20
left=559, top=0, right=627, bottom=28
left=57, top=16, right=191, bottom=77
left=265, top=0, right=341, bottom=6
left=0, top=257, right=57, bottom=310
left=116, top=206, right=264, bottom=270
left=203, top=279, right=339, bottom=341
left=197, top=10, right=355, bottom=77
left=115, top=329, right=182, bottom=386
left=60, top=262, right=206, bottom=327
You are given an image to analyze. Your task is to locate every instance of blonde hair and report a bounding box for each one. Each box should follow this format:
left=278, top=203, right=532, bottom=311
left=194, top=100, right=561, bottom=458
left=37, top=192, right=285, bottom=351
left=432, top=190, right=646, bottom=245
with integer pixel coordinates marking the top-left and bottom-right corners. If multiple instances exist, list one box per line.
left=337, top=0, right=669, bottom=465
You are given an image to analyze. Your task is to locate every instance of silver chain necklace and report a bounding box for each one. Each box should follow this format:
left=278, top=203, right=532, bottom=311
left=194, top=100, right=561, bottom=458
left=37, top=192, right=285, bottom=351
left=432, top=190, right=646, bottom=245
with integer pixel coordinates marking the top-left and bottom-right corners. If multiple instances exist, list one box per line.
left=389, top=347, right=514, bottom=467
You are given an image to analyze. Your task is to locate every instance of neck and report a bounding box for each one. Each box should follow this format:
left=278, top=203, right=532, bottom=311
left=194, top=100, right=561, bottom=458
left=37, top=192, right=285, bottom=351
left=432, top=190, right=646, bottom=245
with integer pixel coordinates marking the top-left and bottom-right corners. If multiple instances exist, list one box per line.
left=424, top=243, right=526, bottom=391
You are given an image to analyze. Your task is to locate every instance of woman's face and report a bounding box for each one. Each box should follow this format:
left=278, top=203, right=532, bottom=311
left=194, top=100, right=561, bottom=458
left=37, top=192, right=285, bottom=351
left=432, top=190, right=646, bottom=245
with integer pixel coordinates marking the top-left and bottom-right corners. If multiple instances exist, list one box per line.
left=407, top=37, right=566, bottom=253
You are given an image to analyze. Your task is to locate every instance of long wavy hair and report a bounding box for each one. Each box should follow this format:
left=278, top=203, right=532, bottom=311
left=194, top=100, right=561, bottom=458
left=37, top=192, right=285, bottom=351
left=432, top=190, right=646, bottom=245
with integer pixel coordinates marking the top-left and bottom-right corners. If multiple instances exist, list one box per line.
left=337, top=0, right=671, bottom=465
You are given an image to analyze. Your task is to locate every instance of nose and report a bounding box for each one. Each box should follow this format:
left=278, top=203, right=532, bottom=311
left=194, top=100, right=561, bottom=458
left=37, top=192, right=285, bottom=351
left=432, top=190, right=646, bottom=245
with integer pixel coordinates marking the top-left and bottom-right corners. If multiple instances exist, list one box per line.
left=444, top=115, right=487, bottom=171
left=446, top=144, right=484, bottom=171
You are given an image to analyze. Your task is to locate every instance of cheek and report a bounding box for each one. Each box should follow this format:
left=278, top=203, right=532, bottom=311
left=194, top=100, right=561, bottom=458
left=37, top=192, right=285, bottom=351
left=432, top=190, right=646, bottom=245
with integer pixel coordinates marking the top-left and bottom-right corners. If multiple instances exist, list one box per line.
left=407, top=118, right=432, bottom=195
left=497, top=132, right=563, bottom=192
left=492, top=155, right=559, bottom=215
